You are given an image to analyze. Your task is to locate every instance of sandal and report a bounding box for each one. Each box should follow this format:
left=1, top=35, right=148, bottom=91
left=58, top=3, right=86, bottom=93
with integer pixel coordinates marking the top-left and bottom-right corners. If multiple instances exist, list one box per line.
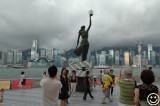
left=101, top=102, right=107, bottom=104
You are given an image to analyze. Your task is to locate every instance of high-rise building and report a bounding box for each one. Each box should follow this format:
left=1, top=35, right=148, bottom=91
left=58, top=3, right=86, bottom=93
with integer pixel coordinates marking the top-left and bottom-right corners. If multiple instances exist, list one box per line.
left=7, top=50, right=14, bottom=64
left=31, top=38, right=39, bottom=60
left=124, top=51, right=129, bottom=66
left=148, top=44, right=152, bottom=61
left=109, top=50, right=114, bottom=65
left=12, top=49, right=18, bottom=64
left=46, top=49, right=53, bottom=60
left=129, top=50, right=135, bottom=65
left=53, top=48, right=58, bottom=65
left=133, top=55, right=140, bottom=66
left=57, top=55, right=62, bottom=67
left=39, top=48, right=46, bottom=58
left=87, top=50, right=91, bottom=62
left=150, top=50, right=156, bottom=66
left=99, top=54, right=106, bottom=65
left=115, top=51, right=120, bottom=65
left=16, top=50, right=22, bottom=64
left=2, top=52, right=7, bottom=65
left=90, top=55, right=96, bottom=66
left=96, top=52, right=100, bottom=65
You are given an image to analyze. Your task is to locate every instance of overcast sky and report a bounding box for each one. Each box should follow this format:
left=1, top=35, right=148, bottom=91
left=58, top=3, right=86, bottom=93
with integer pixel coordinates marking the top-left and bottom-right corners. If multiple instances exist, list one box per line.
left=0, top=0, right=160, bottom=51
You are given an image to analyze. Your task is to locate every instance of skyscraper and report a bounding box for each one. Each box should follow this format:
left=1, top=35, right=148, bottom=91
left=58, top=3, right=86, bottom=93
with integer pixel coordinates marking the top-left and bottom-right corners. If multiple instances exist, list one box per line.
left=53, top=48, right=58, bottom=65
left=2, top=52, right=7, bottom=65
left=148, top=44, right=152, bottom=61
left=39, top=48, right=46, bottom=58
left=150, top=50, right=156, bottom=66
left=7, top=50, right=14, bottom=64
left=16, top=50, right=22, bottom=64
left=99, top=54, right=106, bottom=65
left=115, top=51, right=120, bottom=65
left=31, top=38, right=39, bottom=60
left=124, top=51, right=129, bottom=66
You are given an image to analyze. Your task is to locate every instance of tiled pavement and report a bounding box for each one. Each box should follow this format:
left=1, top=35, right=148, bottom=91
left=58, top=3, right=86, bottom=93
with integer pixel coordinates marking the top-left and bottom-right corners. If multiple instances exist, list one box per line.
left=0, top=85, right=120, bottom=106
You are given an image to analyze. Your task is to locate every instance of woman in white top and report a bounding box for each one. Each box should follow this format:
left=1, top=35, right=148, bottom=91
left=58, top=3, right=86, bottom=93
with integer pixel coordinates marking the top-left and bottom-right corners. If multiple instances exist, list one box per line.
left=21, top=71, right=27, bottom=89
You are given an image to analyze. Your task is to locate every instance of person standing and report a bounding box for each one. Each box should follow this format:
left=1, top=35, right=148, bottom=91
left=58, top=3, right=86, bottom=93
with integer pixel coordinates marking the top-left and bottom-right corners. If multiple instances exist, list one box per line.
left=20, top=72, right=27, bottom=89
left=59, top=68, right=69, bottom=106
left=40, top=65, right=62, bottom=106
left=117, top=67, right=135, bottom=106
left=83, top=71, right=95, bottom=100
left=99, top=71, right=103, bottom=86
left=66, top=70, right=71, bottom=104
left=42, top=70, right=47, bottom=79
left=70, top=70, right=78, bottom=96
left=110, top=69, right=115, bottom=95
left=102, top=70, right=113, bottom=104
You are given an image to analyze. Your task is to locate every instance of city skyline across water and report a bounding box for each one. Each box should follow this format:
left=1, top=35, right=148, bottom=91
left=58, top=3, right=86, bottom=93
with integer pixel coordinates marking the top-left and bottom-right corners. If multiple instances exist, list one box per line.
left=0, top=38, right=160, bottom=68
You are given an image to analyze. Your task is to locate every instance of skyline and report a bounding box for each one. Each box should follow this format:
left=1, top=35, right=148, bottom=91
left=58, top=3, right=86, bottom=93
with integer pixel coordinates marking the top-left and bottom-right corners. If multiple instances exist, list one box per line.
left=1, top=0, right=160, bottom=51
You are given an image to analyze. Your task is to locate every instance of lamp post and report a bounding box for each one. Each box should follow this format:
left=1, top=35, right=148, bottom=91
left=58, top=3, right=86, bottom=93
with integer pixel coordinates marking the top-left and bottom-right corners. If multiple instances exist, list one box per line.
left=88, top=9, right=94, bottom=16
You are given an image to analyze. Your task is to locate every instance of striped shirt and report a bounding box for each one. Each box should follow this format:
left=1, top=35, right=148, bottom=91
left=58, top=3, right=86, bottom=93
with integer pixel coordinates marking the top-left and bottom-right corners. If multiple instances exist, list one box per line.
left=118, top=79, right=135, bottom=105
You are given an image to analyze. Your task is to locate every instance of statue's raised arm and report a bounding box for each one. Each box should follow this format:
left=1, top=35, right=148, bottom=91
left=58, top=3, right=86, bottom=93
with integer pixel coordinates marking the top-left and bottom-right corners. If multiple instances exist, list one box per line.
left=86, top=14, right=93, bottom=32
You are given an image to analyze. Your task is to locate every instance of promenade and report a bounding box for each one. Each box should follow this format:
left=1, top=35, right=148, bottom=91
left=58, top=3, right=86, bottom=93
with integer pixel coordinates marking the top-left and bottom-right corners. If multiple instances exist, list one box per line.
left=1, top=85, right=120, bottom=106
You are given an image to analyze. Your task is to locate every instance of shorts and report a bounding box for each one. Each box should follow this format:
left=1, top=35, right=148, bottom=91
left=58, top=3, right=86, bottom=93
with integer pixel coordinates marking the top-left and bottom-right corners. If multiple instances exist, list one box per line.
left=21, top=79, right=26, bottom=85
left=105, top=87, right=110, bottom=97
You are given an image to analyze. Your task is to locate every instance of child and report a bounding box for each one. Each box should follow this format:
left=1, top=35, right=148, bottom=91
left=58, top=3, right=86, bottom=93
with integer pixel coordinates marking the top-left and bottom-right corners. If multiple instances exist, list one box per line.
left=0, top=88, right=4, bottom=103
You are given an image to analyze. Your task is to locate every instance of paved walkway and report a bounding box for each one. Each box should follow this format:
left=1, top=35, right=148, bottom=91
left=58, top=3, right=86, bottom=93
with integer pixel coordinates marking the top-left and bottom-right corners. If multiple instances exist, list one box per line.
left=1, top=85, right=120, bottom=106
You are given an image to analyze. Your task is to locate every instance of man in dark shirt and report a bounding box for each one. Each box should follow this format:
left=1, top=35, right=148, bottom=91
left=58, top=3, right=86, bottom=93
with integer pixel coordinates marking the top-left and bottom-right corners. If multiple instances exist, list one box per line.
left=83, top=71, right=95, bottom=100
left=110, top=69, right=115, bottom=95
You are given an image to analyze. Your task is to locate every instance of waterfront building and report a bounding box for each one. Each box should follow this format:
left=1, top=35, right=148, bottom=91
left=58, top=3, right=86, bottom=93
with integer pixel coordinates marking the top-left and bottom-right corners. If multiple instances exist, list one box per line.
left=87, top=50, right=91, bottom=62
left=141, top=59, right=148, bottom=67
left=2, top=52, right=7, bottom=65
left=12, top=49, right=18, bottom=64
left=7, top=50, right=14, bottom=64
left=46, top=49, right=53, bottom=60
left=61, top=57, right=67, bottom=67
left=150, top=50, right=156, bottom=66
left=16, top=50, right=22, bottom=64
left=39, top=48, right=46, bottom=58
left=148, top=44, right=152, bottom=61
left=129, top=50, right=135, bottom=65
left=57, top=55, right=62, bottom=67
left=109, top=50, right=114, bottom=65
left=99, top=54, right=106, bottom=65
left=31, top=39, right=39, bottom=60
left=124, top=51, right=129, bottom=66
left=28, top=57, right=53, bottom=67
left=68, top=57, right=80, bottom=64
left=90, top=55, right=96, bottom=66
left=53, top=48, right=58, bottom=65
left=115, top=51, right=120, bottom=65
left=96, top=52, right=100, bottom=65
left=133, top=55, right=140, bottom=66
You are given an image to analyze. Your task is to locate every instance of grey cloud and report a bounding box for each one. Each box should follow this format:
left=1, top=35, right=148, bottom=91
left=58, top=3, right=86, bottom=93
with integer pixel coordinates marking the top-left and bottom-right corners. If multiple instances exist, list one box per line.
left=0, top=0, right=160, bottom=51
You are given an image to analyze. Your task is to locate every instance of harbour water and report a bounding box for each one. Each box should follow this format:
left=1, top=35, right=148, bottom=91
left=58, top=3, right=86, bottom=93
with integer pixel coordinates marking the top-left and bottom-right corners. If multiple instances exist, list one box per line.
left=0, top=67, right=160, bottom=80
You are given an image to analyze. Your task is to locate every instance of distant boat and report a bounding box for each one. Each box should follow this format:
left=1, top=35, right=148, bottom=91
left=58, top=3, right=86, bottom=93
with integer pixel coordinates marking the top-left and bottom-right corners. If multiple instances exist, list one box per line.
left=93, top=66, right=110, bottom=69
left=13, top=64, right=24, bottom=68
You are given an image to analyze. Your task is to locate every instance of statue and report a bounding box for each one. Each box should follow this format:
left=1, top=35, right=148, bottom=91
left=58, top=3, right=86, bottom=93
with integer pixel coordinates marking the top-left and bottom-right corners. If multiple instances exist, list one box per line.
left=74, top=10, right=93, bottom=61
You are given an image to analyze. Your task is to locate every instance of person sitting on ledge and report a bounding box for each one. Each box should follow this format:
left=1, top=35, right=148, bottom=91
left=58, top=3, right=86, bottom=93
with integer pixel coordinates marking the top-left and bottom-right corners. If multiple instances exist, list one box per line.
left=135, top=69, right=160, bottom=106
left=0, top=88, right=4, bottom=103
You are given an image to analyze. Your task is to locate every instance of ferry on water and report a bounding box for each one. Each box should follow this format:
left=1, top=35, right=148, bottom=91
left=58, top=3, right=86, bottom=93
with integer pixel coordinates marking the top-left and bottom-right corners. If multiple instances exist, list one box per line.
left=13, top=64, right=24, bottom=68
left=93, top=65, right=110, bottom=69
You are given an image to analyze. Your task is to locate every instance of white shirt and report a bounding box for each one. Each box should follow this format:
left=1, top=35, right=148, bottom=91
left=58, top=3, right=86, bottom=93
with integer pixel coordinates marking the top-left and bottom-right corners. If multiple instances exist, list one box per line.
left=40, top=78, right=62, bottom=106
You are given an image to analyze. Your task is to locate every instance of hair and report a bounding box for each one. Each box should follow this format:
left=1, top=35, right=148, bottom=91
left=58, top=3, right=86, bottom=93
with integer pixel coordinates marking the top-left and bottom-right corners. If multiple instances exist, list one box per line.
left=61, top=67, right=66, bottom=76
left=100, top=71, right=102, bottom=73
left=149, top=66, right=152, bottom=71
left=48, top=65, right=58, bottom=78
left=86, top=71, right=90, bottom=75
left=72, top=70, right=76, bottom=74
left=21, top=71, right=24, bottom=75
left=141, top=69, right=155, bottom=84
left=122, top=67, right=133, bottom=79
left=110, top=69, right=114, bottom=72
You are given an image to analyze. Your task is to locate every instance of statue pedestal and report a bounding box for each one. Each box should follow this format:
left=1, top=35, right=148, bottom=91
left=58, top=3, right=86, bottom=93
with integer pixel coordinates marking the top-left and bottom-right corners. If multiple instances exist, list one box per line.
left=68, top=61, right=93, bottom=92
